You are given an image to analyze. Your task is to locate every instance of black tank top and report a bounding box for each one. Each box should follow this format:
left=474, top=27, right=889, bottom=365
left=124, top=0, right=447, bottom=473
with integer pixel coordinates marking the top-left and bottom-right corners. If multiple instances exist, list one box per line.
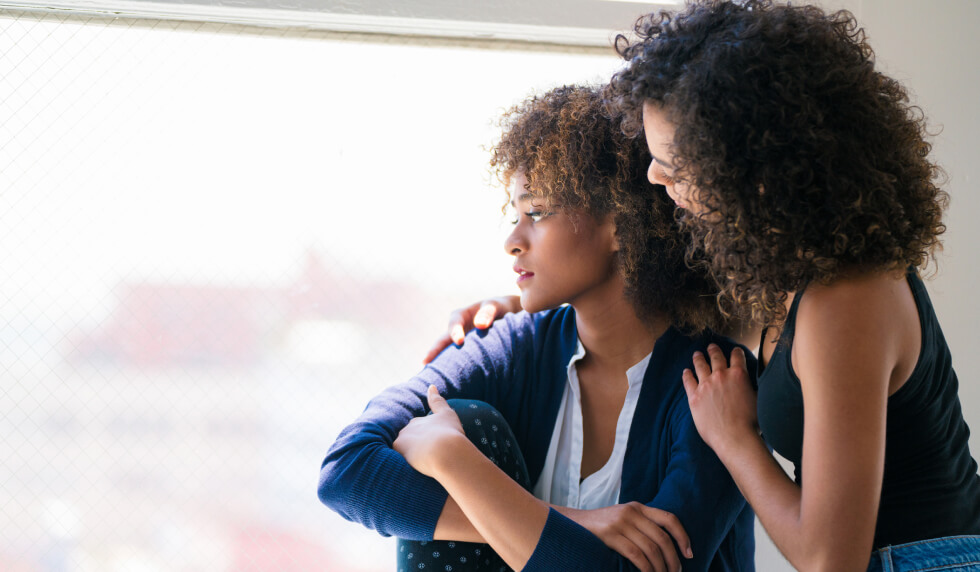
left=756, top=270, right=980, bottom=548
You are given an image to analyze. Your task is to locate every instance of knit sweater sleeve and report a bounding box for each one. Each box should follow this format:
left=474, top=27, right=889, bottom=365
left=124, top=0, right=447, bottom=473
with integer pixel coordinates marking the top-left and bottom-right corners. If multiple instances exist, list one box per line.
left=317, top=312, right=532, bottom=540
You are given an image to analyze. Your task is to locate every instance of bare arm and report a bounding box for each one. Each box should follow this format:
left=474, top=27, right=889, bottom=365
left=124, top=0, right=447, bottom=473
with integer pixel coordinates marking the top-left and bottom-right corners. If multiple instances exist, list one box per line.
left=397, top=386, right=690, bottom=572
left=683, top=273, right=915, bottom=571
left=433, top=496, right=484, bottom=543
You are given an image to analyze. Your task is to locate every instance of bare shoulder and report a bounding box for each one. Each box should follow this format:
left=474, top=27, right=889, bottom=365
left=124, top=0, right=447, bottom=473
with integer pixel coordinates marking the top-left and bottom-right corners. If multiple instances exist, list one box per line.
left=799, top=270, right=913, bottom=328
left=794, top=269, right=919, bottom=393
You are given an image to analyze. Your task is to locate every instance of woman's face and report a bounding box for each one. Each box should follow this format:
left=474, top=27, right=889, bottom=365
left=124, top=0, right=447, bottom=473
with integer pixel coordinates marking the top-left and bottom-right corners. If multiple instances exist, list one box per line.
left=642, top=101, right=703, bottom=214
left=503, top=172, right=619, bottom=314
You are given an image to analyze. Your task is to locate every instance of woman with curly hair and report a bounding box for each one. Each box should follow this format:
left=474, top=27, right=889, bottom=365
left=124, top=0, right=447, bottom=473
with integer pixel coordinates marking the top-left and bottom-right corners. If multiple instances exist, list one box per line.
left=604, top=0, right=980, bottom=570
left=318, top=84, right=756, bottom=572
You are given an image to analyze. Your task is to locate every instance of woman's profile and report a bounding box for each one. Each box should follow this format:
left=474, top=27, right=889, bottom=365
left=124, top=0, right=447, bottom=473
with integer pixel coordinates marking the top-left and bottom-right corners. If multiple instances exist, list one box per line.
left=318, top=84, right=755, bottom=571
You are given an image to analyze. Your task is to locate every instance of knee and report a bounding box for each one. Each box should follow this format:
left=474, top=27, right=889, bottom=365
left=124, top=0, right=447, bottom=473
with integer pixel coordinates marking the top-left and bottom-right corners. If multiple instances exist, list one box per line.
left=445, top=399, right=502, bottom=426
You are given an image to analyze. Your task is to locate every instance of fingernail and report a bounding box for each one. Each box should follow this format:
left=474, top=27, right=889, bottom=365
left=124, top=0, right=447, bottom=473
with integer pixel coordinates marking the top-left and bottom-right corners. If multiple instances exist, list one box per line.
left=687, top=547, right=694, bottom=558
left=693, top=351, right=702, bottom=358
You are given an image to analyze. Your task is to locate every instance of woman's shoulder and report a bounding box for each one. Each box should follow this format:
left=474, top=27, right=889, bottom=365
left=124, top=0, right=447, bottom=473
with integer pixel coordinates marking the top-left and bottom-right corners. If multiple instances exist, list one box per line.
left=457, top=306, right=577, bottom=364
left=797, top=268, right=913, bottom=331
left=793, top=268, right=920, bottom=388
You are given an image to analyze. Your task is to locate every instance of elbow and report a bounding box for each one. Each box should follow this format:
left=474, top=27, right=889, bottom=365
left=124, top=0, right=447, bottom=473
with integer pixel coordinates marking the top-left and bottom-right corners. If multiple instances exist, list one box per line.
left=317, top=458, right=348, bottom=516
left=316, top=466, right=334, bottom=507
left=791, top=544, right=872, bottom=572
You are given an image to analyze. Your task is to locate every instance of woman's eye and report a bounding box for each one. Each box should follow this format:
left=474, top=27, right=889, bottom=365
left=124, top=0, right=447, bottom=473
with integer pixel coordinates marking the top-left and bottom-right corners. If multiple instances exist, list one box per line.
left=509, top=209, right=551, bottom=225
left=658, top=165, right=676, bottom=184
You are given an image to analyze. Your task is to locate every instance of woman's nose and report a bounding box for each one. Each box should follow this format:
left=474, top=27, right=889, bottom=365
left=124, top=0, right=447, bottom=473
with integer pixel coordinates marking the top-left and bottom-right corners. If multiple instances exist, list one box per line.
left=647, top=161, right=666, bottom=186
left=504, top=226, right=526, bottom=255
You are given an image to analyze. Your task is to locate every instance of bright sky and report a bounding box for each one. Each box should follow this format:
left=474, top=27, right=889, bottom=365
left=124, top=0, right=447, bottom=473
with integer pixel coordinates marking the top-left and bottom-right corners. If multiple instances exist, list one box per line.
left=0, top=15, right=624, bottom=325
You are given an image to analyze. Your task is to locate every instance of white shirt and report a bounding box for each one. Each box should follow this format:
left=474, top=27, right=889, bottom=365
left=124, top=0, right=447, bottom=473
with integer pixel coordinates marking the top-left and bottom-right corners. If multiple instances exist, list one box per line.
left=532, top=339, right=652, bottom=509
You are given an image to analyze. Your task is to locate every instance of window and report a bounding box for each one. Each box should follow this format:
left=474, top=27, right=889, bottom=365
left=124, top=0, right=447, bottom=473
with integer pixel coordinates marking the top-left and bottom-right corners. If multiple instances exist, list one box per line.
left=0, top=11, right=622, bottom=570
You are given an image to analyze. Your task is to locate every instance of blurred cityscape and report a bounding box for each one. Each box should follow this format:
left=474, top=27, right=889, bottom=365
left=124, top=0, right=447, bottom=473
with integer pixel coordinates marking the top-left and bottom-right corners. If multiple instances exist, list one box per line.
left=0, top=10, right=621, bottom=571
left=1, top=250, right=441, bottom=571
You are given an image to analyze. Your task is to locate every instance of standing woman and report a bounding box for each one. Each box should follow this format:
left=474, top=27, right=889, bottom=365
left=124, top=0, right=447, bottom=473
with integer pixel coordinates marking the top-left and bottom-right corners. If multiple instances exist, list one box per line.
left=607, top=1, right=980, bottom=570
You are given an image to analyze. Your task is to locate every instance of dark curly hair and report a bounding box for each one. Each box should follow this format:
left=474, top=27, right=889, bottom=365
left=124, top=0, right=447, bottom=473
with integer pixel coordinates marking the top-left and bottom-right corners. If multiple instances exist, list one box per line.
left=607, top=0, right=948, bottom=325
left=491, top=84, right=725, bottom=333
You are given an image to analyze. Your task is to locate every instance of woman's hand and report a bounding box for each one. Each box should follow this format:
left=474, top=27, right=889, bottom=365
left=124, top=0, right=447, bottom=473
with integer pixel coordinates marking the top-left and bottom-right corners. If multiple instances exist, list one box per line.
left=423, top=296, right=523, bottom=364
left=681, top=344, right=758, bottom=454
left=393, top=385, right=468, bottom=477
left=556, top=503, right=692, bottom=572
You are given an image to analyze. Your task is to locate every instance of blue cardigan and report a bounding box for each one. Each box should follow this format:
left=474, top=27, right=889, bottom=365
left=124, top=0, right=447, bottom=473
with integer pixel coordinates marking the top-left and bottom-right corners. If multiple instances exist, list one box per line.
left=319, top=306, right=755, bottom=571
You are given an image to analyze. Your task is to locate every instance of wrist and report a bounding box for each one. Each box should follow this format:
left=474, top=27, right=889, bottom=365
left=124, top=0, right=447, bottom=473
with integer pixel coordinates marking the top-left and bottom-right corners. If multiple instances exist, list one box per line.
left=713, top=425, right=764, bottom=460
left=428, top=431, right=475, bottom=479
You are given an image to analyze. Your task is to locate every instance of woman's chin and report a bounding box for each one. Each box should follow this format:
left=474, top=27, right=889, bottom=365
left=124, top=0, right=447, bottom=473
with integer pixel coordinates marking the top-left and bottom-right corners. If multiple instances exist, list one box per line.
left=520, top=293, right=562, bottom=315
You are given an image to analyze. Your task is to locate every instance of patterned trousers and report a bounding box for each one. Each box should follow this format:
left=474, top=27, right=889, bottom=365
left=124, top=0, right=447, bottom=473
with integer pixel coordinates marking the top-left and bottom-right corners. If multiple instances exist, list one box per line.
left=396, top=399, right=531, bottom=572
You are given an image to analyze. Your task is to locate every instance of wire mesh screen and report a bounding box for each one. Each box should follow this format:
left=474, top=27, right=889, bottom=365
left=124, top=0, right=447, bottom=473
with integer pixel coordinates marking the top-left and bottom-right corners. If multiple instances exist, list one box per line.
left=0, top=11, right=621, bottom=571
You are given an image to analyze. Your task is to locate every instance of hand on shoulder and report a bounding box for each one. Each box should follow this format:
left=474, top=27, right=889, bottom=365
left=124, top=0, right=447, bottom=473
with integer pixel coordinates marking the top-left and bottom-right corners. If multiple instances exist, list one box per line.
left=423, top=296, right=523, bottom=364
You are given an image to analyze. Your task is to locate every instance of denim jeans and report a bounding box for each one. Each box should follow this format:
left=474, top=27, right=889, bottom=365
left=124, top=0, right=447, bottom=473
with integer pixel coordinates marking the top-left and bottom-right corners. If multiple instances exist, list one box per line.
left=867, top=535, right=980, bottom=571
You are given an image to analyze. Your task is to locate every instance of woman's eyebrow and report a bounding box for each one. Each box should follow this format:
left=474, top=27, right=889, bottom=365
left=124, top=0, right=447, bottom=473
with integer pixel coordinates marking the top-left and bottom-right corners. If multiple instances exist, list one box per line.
left=651, top=154, right=675, bottom=170
left=510, top=192, right=533, bottom=208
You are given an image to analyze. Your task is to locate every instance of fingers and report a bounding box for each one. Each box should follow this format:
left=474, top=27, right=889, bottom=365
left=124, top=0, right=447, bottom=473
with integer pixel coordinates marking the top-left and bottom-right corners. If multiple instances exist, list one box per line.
left=622, top=504, right=681, bottom=572
left=450, top=322, right=467, bottom=346
left=426, top=385, right=449, bottom=413
left=681, top=368, right=699, bottom=400
left=448, top=305, right=476, bottom=346
left=449, top=299, right=489, bottom=345
left=729, top=346, right=747, bottom=371
left=640, top=505, right=692, bottom=559
left=613, top=531, right=661, bottom=572
left=607, top=504, right=686, bottom=572
left=473, top=302, right=499, bottom=329
left=691, top=350, right=712, bottom=382
left=445, top=296, right=522, bottom=347
left=706, top=343, right=729, bottom=372
left=622, top=524, right=675, bottom=572
left=423, top=334, right=454, bottom=364
left=693, top=343, right=736, bottom=382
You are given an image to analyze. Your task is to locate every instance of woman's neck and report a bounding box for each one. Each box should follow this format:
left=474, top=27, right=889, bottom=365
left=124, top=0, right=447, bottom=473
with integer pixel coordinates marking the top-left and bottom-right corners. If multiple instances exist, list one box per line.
left=572, top=286, right=667, bottom=373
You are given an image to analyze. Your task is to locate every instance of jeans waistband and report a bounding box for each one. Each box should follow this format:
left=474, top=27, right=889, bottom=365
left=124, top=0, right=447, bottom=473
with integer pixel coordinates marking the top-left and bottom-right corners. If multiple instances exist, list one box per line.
left=867, top=535, right=980, bottom=571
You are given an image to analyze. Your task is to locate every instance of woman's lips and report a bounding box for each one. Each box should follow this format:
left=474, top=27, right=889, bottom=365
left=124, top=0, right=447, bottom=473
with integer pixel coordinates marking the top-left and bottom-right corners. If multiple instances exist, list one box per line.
left=514, top=266, right=534, bottom=284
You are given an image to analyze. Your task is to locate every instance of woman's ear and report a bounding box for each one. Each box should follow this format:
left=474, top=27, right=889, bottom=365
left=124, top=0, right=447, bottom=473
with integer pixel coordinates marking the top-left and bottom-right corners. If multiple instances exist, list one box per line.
left=603, top=214, right=620, bottom=253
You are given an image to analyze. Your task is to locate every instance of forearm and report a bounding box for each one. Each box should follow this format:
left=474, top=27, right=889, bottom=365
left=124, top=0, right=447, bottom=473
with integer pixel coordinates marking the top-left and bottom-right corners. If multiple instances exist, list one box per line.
left=716, top=433, right=866, bottom=571
left=716, top=434, right=802, bottom=552
left=437, top=496, right=573, bottom=545
left=433, top=495, right=486, bottom=543
left=431, top=434, right=549, bottom=570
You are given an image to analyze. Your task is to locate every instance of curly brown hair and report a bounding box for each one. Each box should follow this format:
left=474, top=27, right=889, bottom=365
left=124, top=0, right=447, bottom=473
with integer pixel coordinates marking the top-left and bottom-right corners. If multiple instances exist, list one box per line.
left=491, top=84, right=725, bottom=333
left=606, top=0, right=948, bottom=325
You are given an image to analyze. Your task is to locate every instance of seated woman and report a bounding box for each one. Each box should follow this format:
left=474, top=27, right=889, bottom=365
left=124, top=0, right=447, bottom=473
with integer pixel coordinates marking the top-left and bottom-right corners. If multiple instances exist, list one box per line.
left=318, top=84, right=756, bottom=572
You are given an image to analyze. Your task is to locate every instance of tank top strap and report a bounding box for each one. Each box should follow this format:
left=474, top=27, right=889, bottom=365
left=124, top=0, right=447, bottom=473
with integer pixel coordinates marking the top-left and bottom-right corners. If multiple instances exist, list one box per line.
left=779, top=283, right=808, bottom=345
left=905, top=268, right=930, bottom=315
